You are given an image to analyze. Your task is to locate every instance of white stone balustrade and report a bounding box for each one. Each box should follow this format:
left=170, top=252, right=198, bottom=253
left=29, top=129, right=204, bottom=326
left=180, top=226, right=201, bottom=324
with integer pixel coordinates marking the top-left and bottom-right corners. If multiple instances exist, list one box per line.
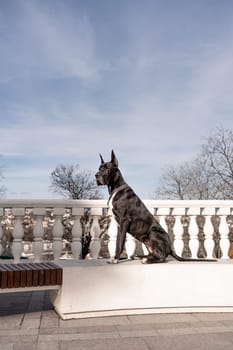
left=0, top=199, right=232, bottom=262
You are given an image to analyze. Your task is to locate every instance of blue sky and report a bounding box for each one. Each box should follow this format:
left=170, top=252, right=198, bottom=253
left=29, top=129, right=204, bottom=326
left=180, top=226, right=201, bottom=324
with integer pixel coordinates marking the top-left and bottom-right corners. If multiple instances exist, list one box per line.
left=1, top=0, right=233, bottom=199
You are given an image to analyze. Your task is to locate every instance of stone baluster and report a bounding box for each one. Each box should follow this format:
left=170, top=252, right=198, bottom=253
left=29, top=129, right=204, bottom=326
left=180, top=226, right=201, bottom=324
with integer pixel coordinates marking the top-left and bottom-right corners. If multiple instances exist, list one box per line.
left=71, top=208, right=83, bottom=259
left=125, top=233, right=136, bottom=259
left=218, top=208, right=230, bottom=259
left=172, top=208, right=185, bottom=257
left=89, top=208, right=102, bottom=259
left=33, top=208, right=45, bottom=262
left=12, top=208, right=25, bottom=263
left=188, top=207, right=200, bottom=259
left=157, top=207, right=169, bottom=231
left=52, top=208, right=65, bottom=260
left=202, top=208, right=215, bottom=259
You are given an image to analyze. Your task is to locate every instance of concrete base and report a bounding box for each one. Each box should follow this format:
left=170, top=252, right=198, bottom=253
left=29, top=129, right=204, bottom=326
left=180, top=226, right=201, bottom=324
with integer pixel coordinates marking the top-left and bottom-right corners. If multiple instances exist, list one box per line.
left=49, top=259, right=233, bottom=319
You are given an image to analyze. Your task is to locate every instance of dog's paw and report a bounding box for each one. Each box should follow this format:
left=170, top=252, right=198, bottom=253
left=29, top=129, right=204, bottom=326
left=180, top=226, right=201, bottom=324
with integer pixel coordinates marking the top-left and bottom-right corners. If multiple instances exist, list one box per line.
left=141, top=257, right=148, bottom=264
left=107, top=258, right=118, bottom=264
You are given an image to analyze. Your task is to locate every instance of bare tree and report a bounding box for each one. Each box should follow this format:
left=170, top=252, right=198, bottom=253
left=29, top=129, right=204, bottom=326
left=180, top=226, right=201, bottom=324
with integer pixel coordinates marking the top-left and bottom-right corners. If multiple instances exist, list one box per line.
left=154, top=127, right=233, bottom=200
left=202, top=126, right=233, bottom=199
left=155, top=155, right=216, bottom=200
left=50, top=164, right=101, bottom=199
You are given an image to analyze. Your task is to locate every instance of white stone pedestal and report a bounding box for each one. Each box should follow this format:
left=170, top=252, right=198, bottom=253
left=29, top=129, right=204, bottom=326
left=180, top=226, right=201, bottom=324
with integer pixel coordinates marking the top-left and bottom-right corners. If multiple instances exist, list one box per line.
left=50, top=259, right=233, bottom=319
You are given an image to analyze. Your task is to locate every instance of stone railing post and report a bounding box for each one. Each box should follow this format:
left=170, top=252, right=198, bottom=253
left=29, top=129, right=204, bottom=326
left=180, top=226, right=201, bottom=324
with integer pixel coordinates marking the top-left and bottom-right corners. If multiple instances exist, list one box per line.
left=12, top=208, right=25, bottom=263
left=52, top=208, right=65, bottom=260
left=188, top=207, right=200, bottom=259
left=172, top=207, right=185, bottom=257
left=218, top=207, right=230, bottom=259
left=71, top=208, right=83, bottom=259
left=157, top=207, right=169, bottom=231
left=89, top=208, right=102, bottom=259
left=33, top=208, right=45, bottom=262
left=202, top=207, right=215, bottom=259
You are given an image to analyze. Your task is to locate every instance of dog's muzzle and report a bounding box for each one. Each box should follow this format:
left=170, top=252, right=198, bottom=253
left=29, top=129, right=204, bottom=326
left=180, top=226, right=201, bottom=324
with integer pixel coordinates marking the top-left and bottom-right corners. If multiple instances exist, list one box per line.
left=95, top=172, right=104, bottom=185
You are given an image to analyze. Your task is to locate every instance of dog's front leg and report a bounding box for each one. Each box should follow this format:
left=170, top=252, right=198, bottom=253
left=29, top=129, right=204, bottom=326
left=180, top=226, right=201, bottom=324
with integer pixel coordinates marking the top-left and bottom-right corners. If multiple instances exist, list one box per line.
left=108, top=219, right=128, bottom=264
left=115, top=219, right=129, bottom=260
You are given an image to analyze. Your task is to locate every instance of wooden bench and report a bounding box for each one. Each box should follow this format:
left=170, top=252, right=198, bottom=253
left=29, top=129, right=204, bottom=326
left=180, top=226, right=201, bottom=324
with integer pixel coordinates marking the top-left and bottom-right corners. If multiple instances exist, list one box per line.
left=0, top=262, right=62, bottom=292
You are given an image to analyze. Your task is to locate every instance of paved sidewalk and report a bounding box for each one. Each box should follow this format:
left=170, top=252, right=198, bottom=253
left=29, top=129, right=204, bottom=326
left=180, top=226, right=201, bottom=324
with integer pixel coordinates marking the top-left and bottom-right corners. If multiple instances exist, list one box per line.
left=1, top=292, right=233, bottom=349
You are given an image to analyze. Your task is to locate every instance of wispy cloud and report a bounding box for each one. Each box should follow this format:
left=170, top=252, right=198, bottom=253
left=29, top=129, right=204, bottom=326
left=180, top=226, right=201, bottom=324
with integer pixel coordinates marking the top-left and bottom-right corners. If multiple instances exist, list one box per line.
left=1, top=1, right=233, bottom=198
left=0, top=1, right=99, bottom=81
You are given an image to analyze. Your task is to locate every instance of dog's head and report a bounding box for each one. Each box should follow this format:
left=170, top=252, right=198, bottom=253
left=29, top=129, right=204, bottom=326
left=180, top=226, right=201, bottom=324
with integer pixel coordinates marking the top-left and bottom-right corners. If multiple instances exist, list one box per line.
left=95, top=150, right=119, bottom=186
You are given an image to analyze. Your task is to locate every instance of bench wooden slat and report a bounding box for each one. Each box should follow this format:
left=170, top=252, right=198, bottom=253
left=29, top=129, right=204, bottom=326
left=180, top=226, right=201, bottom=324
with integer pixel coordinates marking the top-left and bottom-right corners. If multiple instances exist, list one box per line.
left=0, top=262, right=62, bottom=289
left=7, top=264, right=22, bottom=288
left=40, top=263, right=52, bottom=286
left=0, top=265, right=9, bottom=288
left=19, top=264, right=33, bottom=287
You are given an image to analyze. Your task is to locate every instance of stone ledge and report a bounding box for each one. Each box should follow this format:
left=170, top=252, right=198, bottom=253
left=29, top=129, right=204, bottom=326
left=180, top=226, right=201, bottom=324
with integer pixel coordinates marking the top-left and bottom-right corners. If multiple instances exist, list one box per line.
left=49, top=259, right=233, bottom=319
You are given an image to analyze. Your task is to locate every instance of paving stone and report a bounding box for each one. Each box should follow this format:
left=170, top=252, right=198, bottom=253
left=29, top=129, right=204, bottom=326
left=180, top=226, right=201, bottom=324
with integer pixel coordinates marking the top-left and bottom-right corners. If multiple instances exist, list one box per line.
left=40, top=317, right=59, bottom=328
left=21, top=318, right=41, bottom=329
left=152, top=321, right=195, bottom=330
left=193, top=313, right=233, bottom=322
left=118, top=328, right=157, bottom=338
left=144, top=333, right=233, bottom=350
left=12, top=343, right=37, bottom=350
left=116, top=323, right=157, bottom=331
left=59, top=338, right=149, bottom=350
left=37, top=341, right=59, bottom=350
left=195, top=325, right=233, bottom=334
left=42, top=310, right=58, bottom=319
left=77, top=325, right=117, bottom=333
left=23, top=311, right=42, bottom=319
left=39, top=331, right=120, bottom=342
left=128, top=313, right=198, bottom=324
left=59, top=315, right=130, bottom=328
left=156, top=327, right=198, bottom=336
left=0, top=335, right=38, bottom=344
left=0, top=329, right=38, bottom=336
left=0, top=344, right=14, bottom=350
left=39, top=327, right=78, bottom=335
left=0, top=315, right=23, bottom=329
left=2, top=290, right=233, bottom=350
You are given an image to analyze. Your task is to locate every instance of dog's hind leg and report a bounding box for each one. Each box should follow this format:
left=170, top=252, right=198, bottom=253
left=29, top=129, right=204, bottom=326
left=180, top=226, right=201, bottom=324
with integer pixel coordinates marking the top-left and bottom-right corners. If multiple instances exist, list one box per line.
left=141, top=254, right=166, bottom=264
left=141, top=234, right=168, bottom=264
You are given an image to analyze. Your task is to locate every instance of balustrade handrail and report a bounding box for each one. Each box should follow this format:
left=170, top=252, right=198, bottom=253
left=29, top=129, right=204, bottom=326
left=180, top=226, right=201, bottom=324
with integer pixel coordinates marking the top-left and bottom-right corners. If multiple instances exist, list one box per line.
left=0, top=199, right=232, bottom=263
left=0, top=199, right=232, bottom=208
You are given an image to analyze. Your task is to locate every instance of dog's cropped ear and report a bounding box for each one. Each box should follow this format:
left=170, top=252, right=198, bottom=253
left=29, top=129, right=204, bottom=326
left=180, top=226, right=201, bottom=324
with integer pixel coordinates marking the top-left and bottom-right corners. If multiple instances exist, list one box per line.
left=111, top=150, right=118, bottom=167
left=99, top=154, right=104, bottom=164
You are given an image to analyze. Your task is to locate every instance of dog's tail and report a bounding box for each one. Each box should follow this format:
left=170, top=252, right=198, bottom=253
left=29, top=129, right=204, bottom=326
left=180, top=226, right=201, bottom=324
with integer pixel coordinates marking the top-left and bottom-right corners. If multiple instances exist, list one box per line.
left=170, top=250, right=217, bottom=262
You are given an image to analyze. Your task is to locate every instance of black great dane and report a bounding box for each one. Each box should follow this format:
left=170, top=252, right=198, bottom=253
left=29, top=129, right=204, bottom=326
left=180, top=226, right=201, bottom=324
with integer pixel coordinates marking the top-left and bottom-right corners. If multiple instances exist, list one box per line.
left=95, top=150, right=215, bottom=264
